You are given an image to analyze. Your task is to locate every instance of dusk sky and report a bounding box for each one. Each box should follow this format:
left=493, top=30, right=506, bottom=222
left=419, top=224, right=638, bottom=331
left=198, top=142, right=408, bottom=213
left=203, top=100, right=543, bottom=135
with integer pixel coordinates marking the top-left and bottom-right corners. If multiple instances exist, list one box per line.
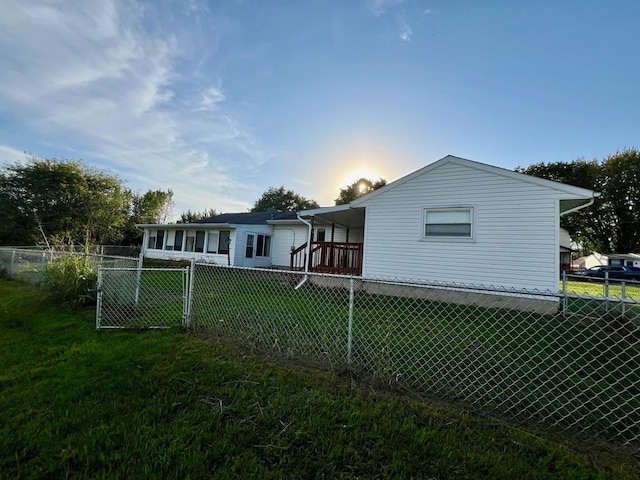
left=0, top=0, right=638, bottom=217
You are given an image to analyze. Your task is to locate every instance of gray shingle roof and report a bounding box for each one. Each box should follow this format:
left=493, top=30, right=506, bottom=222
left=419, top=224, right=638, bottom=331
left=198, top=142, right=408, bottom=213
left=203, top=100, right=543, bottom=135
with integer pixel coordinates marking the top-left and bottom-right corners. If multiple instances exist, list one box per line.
left=196, top=209, right=298, bottom=225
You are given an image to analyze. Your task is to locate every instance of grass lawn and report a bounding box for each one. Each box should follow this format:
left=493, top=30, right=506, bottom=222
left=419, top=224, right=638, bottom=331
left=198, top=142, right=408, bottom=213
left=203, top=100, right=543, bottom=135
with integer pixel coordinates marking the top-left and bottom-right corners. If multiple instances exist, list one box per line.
left=1, top=279, right=639, bottom=479
left=565, top=280, right=640, bottom=300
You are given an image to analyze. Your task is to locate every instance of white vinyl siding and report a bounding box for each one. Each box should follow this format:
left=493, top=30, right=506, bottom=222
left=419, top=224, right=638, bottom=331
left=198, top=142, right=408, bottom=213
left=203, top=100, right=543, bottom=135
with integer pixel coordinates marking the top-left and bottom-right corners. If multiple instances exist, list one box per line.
left=358, top=161, right=562, bottom=292
left=271, top=225, right=309, bottom=268
left=232, top=225, right=272, bottom=267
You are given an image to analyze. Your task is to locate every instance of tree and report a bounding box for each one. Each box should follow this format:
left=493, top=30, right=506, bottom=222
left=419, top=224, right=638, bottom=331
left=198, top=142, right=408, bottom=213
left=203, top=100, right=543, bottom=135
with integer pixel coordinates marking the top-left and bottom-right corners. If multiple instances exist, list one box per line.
left=335, top=178, right=387, bottom=205
left=177, top=208, right=219, bottom=224
left=0, top=156, right=174, bottom=246
left=120, top=189, right=175, bottom=245
left=251, top=186, right=319, bottom=212
left=0, top=157, right=127, bottom=245
left=516, top=148, right=640, bottom=254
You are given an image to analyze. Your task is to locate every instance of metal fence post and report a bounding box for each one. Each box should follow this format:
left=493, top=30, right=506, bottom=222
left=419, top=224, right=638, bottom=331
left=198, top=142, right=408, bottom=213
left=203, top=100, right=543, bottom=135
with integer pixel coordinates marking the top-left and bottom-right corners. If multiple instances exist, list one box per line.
left=347, top=277, right=354, bottom=365
left=134, top=253, right=143, bottom=306
left=561, top=270, right=568, bottom=315
left=621, top=281, right=626, bottom=316
left=185, top=258, right=196, bottom=328
left=11, top=250, right=15, bottom=278
left=604, top=271, right=609, bottom=312
left=96, top=266, right=103, bottom=330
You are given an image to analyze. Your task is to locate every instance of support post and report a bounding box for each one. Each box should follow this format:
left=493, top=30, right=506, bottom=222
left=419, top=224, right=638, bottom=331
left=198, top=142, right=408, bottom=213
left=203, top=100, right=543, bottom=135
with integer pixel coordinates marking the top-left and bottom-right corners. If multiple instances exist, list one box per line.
left=347, top=277, right=355, bottom=365
left=96, top=266, right=103, bottom=330
left=185, top=258, right=196, bottom=328
left=134, top=253, right=143, bottom=306
left=604, top=272, right=609, bottom=312
left=561, top=270, right=568, bottom=315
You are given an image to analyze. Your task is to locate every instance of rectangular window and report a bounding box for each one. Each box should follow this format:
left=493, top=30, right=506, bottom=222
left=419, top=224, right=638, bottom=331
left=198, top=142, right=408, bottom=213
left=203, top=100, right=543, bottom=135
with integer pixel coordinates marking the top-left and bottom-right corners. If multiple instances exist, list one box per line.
left=185, top=232, right=196, bottom=252
left=165, top=230, right=175, bottom=250
left=174, top=230, right=184, bottom=251
left=195, top=230, right=205, bottom=253
left=218, top=230, right=231, bottom=254
left=424, top=208, right=473, bottom=239
left=256, top=234, right=271, bottom=257
left=147, top=231, right=156, bottom=249
left=207, top=231, right=219, bottom=253
left=155, top=230, right=165, bottom=249
left=316, top=228, right=326, bottom=242
left=245, top=234, right=254, bottom=258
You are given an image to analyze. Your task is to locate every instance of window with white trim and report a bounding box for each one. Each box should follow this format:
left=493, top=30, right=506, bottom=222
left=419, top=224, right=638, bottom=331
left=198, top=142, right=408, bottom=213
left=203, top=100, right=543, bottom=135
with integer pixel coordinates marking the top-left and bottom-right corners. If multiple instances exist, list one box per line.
left=256, top=234, right=271, bottom=257
left=245, top=234, right=254, bottom=258
left=207, top=231, right=219, bottom=253
left=194, top=230, right=206, bottom=253
left=423, top=208, right=473, bottom=239
left=218, top=230, right=231, bottom=254
left=147, top=229, right=165, bottom=249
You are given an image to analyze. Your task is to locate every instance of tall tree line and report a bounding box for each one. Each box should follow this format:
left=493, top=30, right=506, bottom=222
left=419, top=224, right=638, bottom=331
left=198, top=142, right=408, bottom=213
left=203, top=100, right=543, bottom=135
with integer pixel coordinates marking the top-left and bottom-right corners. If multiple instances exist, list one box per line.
left=0, top=157, right=173, bottom=246
left=516, top=148, right=640, bottom=254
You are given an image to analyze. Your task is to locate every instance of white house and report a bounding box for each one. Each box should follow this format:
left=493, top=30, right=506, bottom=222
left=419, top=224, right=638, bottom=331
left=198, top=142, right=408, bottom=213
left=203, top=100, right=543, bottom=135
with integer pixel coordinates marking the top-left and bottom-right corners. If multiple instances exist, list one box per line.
left=297, top=155, right=597, bottom=292
left=137, top=209, right=350, bottom=269
left=608, top=253, right=640, bottom=268
left=138, top=155, right=597, bottom=292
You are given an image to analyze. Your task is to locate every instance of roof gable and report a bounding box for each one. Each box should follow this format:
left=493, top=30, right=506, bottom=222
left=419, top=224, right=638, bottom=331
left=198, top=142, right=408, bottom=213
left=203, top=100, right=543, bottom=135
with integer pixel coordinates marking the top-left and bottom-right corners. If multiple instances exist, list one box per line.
left=351, top=155, right=597, bottom=207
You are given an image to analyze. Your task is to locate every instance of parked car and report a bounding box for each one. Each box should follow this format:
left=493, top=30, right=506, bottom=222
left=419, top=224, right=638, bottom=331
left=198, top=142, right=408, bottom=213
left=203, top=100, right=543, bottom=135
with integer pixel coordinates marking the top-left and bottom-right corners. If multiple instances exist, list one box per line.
left=573, top=265, right=640, bottom=281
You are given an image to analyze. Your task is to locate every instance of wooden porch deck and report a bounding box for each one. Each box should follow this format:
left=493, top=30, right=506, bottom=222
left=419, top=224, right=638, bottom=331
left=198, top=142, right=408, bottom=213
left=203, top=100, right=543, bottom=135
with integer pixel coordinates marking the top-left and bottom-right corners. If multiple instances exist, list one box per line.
left=290, top=242, right=363, bottom=276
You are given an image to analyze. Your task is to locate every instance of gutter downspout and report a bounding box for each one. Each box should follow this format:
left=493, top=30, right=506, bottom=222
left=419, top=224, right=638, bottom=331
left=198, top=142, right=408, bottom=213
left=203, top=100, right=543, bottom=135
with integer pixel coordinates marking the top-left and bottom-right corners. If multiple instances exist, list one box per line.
left=560, top=194, right=597, bottom=217
left=295, top=213, right=313, bottom=290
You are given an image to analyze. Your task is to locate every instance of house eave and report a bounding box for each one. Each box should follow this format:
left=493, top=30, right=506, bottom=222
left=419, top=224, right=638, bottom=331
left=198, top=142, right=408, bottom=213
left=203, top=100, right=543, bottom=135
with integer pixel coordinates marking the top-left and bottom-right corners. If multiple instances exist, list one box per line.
left=299, top=204, right=366, bottom=229
left=351, top=155, right=600, bottom=207
left=136, top=223, right=234, bottom=229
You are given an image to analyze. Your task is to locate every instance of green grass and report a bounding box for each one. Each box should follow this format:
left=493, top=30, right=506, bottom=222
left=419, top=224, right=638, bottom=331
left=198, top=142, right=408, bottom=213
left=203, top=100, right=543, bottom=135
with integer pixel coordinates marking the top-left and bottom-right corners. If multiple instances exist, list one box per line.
left=2, top=279, right=639, bottom=479
left=565, top=280, right=640, bottom=300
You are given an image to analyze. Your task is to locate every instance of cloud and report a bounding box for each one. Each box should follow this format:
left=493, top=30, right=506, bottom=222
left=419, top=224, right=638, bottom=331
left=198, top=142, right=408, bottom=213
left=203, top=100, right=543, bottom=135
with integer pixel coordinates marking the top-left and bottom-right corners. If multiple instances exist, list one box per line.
left=370, top=0, right=406, bottom=16
left=0, top=0, right=266, bottom=215
left=369, top=0, right=413, bottom=42
left=194, top=86, right=226, bottom=112
left=0, top=145, right=27, bottom=164
left=397, top=11, right=413, bottom=42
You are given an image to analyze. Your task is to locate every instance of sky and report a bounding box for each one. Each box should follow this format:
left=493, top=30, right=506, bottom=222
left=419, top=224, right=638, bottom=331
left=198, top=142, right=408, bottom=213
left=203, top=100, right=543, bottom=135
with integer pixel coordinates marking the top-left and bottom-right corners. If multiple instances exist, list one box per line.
left=0, top=0, right=638, bottom=218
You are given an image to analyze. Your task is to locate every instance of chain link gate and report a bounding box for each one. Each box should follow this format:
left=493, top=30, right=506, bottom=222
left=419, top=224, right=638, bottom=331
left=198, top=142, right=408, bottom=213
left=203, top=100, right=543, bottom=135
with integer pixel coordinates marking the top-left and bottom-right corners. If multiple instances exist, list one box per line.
left=96, top=267, right=191, bottom=329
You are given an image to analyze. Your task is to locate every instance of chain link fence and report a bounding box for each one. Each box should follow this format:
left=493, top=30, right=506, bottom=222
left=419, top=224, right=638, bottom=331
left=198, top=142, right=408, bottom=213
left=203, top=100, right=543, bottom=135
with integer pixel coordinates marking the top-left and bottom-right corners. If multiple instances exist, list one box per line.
left=96, top=267, right=190, bottom=329
left=190, top=263, right=640, bottom=448
left=0, top=247, right=139, bottom=284
left=2, top=246, right=638, bottom=449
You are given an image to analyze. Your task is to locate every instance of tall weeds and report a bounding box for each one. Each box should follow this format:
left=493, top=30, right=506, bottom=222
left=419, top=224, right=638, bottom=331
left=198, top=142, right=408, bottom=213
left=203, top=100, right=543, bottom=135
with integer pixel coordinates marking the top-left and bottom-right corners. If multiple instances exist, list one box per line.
left=43, top=239, right=97, bottom=308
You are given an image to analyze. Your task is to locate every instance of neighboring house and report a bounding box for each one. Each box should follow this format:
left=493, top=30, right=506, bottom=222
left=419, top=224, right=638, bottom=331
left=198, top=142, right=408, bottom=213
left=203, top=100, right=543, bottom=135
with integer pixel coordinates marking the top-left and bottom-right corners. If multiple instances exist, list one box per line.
left=138, top=155, right=597, bottom=292
left=572, top=252, right=609, bottom=270
left=608, top=253, right=640, bottom=268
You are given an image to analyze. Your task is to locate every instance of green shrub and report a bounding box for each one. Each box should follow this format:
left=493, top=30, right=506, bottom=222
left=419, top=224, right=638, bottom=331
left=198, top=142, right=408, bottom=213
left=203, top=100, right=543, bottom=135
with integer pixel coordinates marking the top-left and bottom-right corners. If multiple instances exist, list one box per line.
left=43, top=250, right=97, bottom=308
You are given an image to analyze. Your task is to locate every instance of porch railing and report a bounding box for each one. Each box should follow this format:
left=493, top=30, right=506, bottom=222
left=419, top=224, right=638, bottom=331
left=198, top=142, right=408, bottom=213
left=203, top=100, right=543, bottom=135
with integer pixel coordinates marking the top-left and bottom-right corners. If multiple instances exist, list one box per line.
left=290, top=242, right=363, bottom=276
